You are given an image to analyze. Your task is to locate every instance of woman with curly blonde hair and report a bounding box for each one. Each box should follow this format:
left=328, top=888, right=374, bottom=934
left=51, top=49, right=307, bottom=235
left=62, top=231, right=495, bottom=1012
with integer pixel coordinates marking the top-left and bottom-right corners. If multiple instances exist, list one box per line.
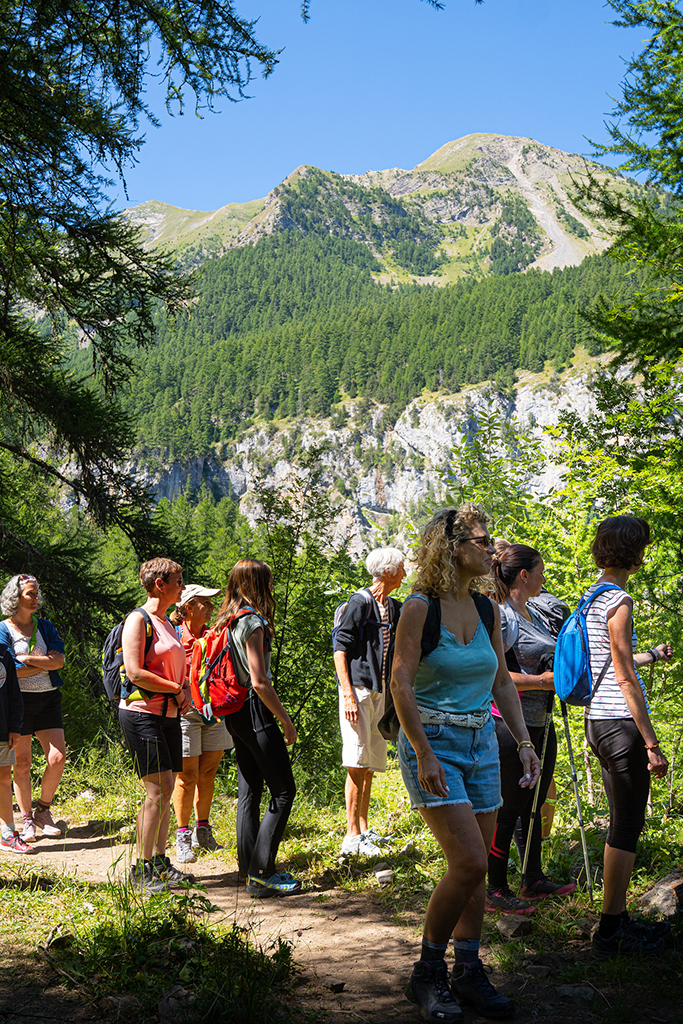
left=392, top=505, right=541, bottom=1022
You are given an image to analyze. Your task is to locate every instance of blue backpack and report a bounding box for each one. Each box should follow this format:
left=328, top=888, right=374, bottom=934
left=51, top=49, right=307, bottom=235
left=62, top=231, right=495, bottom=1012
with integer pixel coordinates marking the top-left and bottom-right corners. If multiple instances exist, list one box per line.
left=554, top=583, right=621, bottom=706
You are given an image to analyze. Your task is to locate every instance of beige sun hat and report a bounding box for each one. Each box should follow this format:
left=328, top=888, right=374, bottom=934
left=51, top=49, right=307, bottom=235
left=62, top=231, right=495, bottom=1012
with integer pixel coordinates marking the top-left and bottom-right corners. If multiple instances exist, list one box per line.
left=179, top=584, right=221, bottom=605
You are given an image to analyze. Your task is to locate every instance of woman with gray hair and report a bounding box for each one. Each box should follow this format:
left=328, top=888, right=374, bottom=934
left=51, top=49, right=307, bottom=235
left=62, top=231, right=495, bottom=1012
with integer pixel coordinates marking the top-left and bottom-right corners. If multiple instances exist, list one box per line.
left=333, top=546, right=405, bottom=857
left=0, top=574, right=66, bottom=841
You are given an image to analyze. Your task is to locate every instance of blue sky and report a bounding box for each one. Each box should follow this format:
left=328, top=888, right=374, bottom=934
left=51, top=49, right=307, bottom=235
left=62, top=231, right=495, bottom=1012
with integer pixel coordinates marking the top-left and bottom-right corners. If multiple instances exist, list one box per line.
left=118, top=0, right=645, bottom=212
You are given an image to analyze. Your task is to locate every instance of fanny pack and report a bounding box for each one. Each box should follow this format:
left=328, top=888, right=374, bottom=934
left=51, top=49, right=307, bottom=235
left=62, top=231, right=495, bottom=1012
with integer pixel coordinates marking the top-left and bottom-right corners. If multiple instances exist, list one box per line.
left=417, top=705, right=491, bottom=730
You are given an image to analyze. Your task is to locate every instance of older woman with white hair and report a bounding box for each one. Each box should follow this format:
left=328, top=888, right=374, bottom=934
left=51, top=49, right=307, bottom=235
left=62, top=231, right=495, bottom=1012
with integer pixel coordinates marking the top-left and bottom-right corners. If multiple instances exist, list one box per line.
left=170, top=584, right=233, bottom=864
left=0, top=574, right=66, bottom=841
left=333, top=546, right=405, bottom=857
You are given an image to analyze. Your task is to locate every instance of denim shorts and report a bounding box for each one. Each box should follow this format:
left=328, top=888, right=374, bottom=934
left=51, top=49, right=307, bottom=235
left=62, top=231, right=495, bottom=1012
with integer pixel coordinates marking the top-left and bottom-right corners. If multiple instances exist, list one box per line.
left=398, top=716, right=502, bottom=813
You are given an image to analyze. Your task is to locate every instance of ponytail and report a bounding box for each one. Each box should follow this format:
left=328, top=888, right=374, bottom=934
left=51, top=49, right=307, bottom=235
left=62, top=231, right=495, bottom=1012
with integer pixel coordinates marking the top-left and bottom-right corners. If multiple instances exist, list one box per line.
left=492, top=543, right=542, bottom=603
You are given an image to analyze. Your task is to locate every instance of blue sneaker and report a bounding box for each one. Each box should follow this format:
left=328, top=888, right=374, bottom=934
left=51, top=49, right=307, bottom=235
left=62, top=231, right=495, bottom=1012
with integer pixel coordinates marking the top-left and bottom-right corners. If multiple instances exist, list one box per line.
left=245, top=872, right=303, bottom=897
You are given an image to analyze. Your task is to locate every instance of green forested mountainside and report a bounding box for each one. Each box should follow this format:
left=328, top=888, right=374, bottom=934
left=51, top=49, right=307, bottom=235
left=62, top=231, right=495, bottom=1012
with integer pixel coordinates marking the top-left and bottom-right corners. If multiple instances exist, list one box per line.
left=98, top=233, right=633, bottom=460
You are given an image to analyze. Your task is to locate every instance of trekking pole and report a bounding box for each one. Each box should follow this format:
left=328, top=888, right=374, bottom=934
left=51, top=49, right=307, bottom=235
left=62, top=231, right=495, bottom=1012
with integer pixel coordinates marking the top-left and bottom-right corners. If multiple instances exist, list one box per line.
left=521, top=689, right=554, bottom=879
left=560, top=700, right=593, bottom=902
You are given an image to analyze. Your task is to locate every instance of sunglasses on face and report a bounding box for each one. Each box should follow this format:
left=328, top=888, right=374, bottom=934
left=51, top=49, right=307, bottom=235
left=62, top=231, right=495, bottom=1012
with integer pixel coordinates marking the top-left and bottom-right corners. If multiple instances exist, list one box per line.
left=467, top=534, right=495, bottom=549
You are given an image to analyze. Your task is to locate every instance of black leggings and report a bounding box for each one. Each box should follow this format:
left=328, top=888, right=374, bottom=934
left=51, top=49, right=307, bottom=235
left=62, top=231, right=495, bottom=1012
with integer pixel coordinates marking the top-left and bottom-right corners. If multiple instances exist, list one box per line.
left=585, top=717, right=649, bottom=854
left=224, top=690, right=296, bottom=879
left=488, top=716, right=556, bottom=888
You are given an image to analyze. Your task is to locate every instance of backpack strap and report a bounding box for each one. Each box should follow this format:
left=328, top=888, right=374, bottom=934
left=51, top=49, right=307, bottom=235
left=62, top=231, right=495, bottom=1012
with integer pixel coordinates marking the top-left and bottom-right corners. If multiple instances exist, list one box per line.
left=472, top=592, right=495, bottom=639
left=578, top=584, right=622, bottom=702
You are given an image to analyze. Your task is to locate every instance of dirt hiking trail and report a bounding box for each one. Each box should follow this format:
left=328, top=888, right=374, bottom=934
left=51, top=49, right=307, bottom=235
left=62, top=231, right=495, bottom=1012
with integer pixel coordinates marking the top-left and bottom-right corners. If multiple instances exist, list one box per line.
left=0, top=818, right=665, bottom=1024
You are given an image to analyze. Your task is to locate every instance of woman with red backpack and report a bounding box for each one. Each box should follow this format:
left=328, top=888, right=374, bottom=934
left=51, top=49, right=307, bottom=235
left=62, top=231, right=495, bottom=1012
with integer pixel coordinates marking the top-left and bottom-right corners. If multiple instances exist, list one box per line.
left=216, top=559, right=300, bottom=897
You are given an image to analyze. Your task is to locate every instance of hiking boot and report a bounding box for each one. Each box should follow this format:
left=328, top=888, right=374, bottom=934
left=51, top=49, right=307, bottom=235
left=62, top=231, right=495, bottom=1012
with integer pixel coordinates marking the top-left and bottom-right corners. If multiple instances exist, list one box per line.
left=130, top=859, right=167, bottom=894
left=451, top=960, right=514, bottom=1019
left=485, top=885, right=535, bottom=916
left=404, top=960, right=463, bottom=1023
left=33, top=804, right=62, bottom=837
left=20, top=816, right=36, bottom=842
left=152, top=854, right=195, bottom=885
left=625, top=915, right=672, bottom=943
left=519, top=878, right=577, bottom=901
left=591, top=924, right=665, bottom=958
left=0, top=831, right=35, bottom=855
left=245, top=872, right=303, bottom=897
left=176, top=830, right=197, bottom=864
left=192, top=824, right=223, bottom=852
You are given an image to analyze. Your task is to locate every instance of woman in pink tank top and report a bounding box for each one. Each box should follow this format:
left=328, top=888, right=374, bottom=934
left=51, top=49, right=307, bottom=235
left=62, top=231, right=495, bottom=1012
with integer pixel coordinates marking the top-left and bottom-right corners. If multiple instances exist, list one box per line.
left=120, top=557, right=192, bottom=893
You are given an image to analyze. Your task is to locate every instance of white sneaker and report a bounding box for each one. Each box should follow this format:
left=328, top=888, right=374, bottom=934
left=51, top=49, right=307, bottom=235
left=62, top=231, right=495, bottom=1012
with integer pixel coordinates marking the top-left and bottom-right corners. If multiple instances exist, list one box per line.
left=20, top=817, right=37, bottom=842
left=340, top=833, right=381, bottom=857
left=358, top=835, right=382, bottom=856
left=363, top=826, right=390, bottom=845
left=176, top=830, right=197, bottom=864
left=340, top=834, right=362, bottom=856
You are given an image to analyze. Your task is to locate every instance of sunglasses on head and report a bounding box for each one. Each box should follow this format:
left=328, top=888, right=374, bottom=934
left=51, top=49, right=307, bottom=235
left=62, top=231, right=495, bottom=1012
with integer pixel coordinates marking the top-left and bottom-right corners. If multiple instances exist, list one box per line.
left=18, top=573, right=37, bottom=583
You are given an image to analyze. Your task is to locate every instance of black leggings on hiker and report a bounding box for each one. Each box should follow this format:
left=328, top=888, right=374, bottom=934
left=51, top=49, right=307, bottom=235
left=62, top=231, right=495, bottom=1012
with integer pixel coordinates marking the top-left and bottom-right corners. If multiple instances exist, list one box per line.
left=585, top=717, right=649, bottom=854
left=225, top=689, right=296, bottom=880
left=488, top=717, right=556, bottom=888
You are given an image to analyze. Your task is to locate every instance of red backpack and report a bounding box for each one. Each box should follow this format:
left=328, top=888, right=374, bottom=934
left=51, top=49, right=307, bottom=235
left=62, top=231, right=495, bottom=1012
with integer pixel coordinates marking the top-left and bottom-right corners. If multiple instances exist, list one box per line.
left=189, top=607, right=265, bottom=720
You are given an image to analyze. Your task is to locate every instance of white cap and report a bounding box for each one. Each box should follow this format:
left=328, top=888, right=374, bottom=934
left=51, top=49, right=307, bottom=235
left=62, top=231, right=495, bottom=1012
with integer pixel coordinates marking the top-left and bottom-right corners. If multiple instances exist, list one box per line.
left=179, top=584, right=221, bottom=606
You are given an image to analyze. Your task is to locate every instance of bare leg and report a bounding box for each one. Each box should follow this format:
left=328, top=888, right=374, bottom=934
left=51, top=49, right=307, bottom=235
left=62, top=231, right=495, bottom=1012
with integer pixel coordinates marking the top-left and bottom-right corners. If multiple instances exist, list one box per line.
left=34, top=729, right=66, bottom=804
left=173, top=756, right=199, bottom=828
left=345, top=767, right=371, bottom=836
left=358, top=770, right=374, bottom=834
left=0, top=767, right=15, bottom=829
left=138, top=770, right=175, bottom=860
left=419, top=804, right=496, bottom=944
left=602, top=844, right=636, bottom=915
left=453, top=810, right=498, bottom=941
left=195, top=749, right=224, bottom=821
left=11, top=735, right=33, bottom=816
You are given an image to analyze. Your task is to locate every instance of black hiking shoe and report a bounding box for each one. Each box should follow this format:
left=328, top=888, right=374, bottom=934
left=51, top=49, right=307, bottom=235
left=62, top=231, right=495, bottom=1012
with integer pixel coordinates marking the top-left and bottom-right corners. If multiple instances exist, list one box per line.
left=404, top=960, right=463, bottom=1023
left=451, top=960, right=514, bottom=1019
left=624, top=915, right=673, bottom=943
left=152, top=854, right=196, bottom=885
left=130, top=859, right=167, bottom=894
left=591, top=923, right=665, bottom=957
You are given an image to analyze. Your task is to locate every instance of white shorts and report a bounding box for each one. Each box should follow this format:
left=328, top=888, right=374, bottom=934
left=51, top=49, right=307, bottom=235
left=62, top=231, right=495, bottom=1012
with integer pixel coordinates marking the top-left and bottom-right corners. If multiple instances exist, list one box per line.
left=0, top=741, right=16, bottom=768
left=180, top=709, right=233, bottom=758
left=339, top=687, right=388, bottom=772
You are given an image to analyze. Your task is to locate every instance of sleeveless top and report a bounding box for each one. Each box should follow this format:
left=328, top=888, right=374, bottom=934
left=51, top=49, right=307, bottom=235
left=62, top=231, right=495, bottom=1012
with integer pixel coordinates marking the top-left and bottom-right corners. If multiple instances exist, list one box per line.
left=408, top=594, right=498, bottom=715
left=120, top=612, right=186, bottom=717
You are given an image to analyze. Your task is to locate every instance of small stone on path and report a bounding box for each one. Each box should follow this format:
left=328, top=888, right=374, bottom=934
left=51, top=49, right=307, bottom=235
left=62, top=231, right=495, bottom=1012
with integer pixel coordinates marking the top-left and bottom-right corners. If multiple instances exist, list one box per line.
left=324, top=977, right=345, bottom=993
left=556, top=984, right=594, bottom=1004
left=496, top=915, right=532, bottom=938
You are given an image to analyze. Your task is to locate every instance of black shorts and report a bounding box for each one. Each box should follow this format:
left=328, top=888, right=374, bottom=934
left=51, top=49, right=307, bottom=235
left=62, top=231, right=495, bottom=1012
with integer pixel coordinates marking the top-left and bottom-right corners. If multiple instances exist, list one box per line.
left=20, top=689, right=63, bottom=735
left=119, top=709, right=183, bottom=777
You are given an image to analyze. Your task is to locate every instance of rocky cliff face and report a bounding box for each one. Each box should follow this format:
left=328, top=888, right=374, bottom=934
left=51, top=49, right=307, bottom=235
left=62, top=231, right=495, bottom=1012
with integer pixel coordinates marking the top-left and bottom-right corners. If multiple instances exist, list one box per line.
left=135, top=359, right=600, bottom=554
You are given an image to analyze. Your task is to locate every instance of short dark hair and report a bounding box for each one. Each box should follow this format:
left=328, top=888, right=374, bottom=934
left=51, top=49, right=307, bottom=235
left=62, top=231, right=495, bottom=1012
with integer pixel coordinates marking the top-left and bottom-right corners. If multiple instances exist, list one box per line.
left=139, top=557, right=182, bottom=593
left=591, top=516, right=651, bottom=570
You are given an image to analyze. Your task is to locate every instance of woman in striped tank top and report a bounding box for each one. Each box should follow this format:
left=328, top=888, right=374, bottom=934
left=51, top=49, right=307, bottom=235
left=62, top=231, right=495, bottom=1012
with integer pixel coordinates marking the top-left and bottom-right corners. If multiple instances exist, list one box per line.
left=583, top=516, right=672, bottom=957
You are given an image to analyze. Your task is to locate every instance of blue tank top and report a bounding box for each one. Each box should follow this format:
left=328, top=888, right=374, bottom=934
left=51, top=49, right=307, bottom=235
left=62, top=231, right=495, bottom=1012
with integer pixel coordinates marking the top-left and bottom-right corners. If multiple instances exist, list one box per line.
left=413, top=611, right=499, bottom=715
